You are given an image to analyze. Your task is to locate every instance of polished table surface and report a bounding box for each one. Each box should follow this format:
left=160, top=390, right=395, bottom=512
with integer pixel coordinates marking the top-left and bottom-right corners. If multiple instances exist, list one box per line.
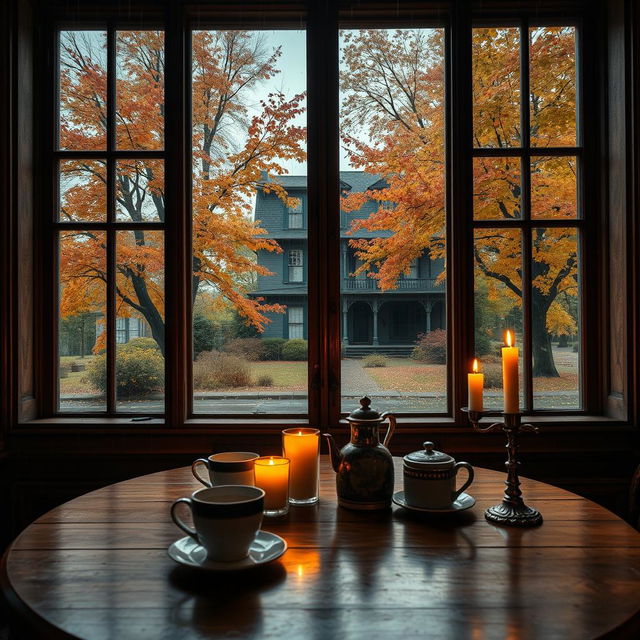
left=3, top=457, right=640, bottom=640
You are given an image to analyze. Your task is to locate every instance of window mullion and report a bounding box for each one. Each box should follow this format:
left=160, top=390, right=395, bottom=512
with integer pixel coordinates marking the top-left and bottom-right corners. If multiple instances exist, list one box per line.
left=164, top=6, right=188, bottom=426
left=106, top=24, right=116, bottom=413
left=520, top=18, right=534, bottom=413
left=307, top=2, right=339, bottom=428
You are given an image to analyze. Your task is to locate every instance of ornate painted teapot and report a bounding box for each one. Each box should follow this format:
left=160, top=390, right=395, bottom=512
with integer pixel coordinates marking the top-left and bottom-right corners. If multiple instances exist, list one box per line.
left=324, top=396, right=396, bottom=510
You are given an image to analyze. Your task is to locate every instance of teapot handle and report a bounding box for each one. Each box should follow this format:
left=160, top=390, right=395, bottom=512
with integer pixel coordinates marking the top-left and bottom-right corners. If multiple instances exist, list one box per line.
left=380, top=412, right=396, bottom=448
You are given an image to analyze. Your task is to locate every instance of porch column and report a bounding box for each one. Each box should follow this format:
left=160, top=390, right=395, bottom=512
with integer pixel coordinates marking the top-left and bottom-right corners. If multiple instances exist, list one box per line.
left=424, top=301, right=433, bottom=334
left=342, top=299, right=349, bottom=344
left=372, top=300, right=379, bottom=345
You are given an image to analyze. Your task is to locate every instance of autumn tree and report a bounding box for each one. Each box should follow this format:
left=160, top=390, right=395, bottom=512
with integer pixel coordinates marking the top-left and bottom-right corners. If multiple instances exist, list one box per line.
left=340, top=27, right=578, bottom=376
left=59, top=30, right=306, bottom=356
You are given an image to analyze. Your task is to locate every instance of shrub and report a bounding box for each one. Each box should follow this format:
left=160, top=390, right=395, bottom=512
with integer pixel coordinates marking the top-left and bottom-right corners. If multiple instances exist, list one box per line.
left=474, top=330, right=493, bottom=357
left=282, top=338, right=308, bottom=361
left=483, top=364, right=503, bottom=389
left=411, top=329, right=447, bottom=364
left=193, top=350, right=251, bottom=390
left=261, top=338, right=286, bottom=361
left=223, top=338, right=265, bottom=362
left=193, top=314, right=216, bottom=357
left=86, top=346, right=164, bottom=397
left=363, top=354, right=388, bottom=368
left=121, top=337, right=161, bottom=352
left=256, top=375, right=274, bottom=387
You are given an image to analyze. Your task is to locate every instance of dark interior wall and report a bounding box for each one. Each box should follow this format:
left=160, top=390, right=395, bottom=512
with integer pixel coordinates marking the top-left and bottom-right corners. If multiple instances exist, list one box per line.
left=0, top=0, right=639, bottom=551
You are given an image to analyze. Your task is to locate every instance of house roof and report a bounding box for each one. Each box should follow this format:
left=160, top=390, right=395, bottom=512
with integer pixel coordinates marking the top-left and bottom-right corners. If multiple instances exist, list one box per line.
left=259, top=170, right=383, bottom=193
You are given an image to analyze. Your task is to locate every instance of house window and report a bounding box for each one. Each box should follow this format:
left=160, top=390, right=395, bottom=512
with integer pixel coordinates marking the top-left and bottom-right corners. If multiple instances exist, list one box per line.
left=288, top=249, right=304, bottom=283
left=288, top=198, right=304, bottom=229
left=38, top=4, right=602, bottom=426
left=288, top=307, right=304, bottom=339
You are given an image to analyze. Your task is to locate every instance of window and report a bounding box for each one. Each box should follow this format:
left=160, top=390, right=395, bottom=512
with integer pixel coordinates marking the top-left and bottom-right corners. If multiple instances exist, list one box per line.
left=42, top=4, right=599, bottom=426
left=472, top=25, right=581, bottom=411
left=288, top=197, right=304, bottom=229
left=56, top=29, right=165, bottom=414
left=288, top=249, right=304, bottom=283
left=288, top=307, right=304, bottom=339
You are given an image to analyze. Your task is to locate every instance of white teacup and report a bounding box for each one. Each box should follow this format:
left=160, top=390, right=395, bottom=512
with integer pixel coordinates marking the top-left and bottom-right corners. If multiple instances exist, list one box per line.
left=171, top=485, right=265, bottom=561
left=192, top=452, right=259, bottom=488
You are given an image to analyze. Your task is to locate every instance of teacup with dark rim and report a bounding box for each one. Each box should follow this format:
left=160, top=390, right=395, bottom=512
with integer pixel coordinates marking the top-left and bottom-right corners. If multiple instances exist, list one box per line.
left=171, top=485, right=265, bottom=561
left=192, top=451, right=259, bottom=488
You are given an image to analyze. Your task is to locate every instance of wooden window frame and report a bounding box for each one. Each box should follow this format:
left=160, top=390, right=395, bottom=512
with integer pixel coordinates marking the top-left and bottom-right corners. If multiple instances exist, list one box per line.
left=3, top=0, right=636, bottom=438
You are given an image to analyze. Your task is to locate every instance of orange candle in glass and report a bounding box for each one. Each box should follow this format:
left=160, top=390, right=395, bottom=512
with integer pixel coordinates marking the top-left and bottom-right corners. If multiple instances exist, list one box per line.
left=254, top=456, right=290, bottom=517
left=282, top=428, right=320, bottom=505
left=502, top=330, right=520, bottom=413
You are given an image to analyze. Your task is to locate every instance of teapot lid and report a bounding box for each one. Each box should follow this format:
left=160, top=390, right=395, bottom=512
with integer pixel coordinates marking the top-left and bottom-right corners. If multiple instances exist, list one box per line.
left=346, top=396, right=382, bottom=422
left=404, top=442, right=453, bottom=467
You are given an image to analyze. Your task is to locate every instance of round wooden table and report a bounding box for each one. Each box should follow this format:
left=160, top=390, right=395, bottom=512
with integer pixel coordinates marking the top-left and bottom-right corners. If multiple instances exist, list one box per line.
left=3, top=457, right=640, bottom=639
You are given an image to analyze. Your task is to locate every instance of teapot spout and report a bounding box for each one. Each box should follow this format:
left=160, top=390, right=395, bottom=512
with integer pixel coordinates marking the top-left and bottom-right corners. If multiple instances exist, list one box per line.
left=323, top=433, right=341, bottom=472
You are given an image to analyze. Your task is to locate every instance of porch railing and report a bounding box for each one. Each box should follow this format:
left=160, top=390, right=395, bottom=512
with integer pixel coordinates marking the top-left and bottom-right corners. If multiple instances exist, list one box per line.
left=342, top=277, right=443, bottom=291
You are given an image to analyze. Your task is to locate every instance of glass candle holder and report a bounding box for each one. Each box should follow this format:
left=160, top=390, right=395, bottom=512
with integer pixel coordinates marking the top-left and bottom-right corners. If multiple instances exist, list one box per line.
left=254, top=456, right=290, bottom=517
left=282, top=428, right=320, bottom=505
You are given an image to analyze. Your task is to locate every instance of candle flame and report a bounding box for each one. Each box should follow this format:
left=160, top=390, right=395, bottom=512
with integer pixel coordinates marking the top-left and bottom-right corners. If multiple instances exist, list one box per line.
left=505, top=330, right=514, bottom=347
left=472, top=358, right=479, bottom=373
left=298, top=431, right=302, bottom=436
left=269, top=457, right=275, bottom=465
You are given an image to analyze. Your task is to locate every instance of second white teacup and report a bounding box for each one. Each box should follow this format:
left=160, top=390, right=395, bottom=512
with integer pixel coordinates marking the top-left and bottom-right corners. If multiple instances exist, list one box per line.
left=171, top=485, right=265, bottom=561
left=192, top=452, right=259, bottom=488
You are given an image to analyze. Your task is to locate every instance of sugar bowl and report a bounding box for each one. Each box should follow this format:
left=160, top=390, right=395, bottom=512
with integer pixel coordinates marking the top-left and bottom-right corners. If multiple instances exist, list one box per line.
left=402, top=442, right=474, bottom=509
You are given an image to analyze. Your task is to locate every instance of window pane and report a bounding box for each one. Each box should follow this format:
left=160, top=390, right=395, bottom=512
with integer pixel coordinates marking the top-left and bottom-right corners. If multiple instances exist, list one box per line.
left=529, top=27, right=577, bottom=147
left=58, top=231, right=106, bottom=412
left=116, top=31, right=164, bottom=150
left=474, top=228, right=524, bottom=411
left=472, top=27, right=521, bottom=149
left=532, top=228, right=580, bottom=409
left=192, top=30, right=307, bottom=414
left=59, top=30, right=107, bottom=150
left=115, top=230, right=165, bottom=412
left=473, top=156, right=521, bottom=220
left=59, top=159, right=107, bottom=222
left=531, top=156, right=577, bottom=219
left=116, top=159, right=164, bottom=222
left=340, top=28, right=446, bottom=414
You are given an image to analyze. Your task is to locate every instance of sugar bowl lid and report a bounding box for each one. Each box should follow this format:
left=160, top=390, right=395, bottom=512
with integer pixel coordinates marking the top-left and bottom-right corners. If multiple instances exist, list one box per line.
left=403, top=442, right=454, bottom=470
left=346, top=396, right=383, bottom=423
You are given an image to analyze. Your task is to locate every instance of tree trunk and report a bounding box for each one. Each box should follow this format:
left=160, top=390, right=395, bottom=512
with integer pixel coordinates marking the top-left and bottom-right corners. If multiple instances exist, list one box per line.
left=532, top=292, right=559, bottom=377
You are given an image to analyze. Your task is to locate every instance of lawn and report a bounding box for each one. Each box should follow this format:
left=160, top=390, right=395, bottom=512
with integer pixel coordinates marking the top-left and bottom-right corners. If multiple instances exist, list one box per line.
left=247, top=361, right=307, bottom=391
left=366, top=362, right=447, bottom=392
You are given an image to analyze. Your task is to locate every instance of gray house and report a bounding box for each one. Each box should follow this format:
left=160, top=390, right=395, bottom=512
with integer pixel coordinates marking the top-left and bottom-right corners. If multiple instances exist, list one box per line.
left=253, top=171, right=446, bottom=355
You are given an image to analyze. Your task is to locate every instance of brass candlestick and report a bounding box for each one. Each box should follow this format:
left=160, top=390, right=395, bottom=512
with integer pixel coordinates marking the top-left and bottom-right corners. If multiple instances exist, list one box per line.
left=462, top=408, right=543, bottom=527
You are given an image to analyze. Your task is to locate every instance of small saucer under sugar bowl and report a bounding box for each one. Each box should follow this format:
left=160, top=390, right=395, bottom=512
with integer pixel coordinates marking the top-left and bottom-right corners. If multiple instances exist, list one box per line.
left=402, top=442, right=474, bottom=510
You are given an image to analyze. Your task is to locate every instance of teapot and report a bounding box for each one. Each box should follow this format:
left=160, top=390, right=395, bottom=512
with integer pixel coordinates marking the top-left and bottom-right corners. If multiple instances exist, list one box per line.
left=324, top=396, right=396, bottom=510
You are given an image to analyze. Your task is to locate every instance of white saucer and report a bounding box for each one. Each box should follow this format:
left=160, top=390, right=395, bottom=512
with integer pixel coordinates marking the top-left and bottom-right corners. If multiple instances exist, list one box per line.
left=168, top=530, right=287, bottom=571
left=392, top=491, right=476, bottom=514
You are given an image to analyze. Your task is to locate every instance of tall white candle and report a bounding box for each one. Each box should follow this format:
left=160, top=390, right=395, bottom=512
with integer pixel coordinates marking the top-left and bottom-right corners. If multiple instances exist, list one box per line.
left=502, top=330, right=519, bottom=413
left=468, top=358, right=484, bottom=412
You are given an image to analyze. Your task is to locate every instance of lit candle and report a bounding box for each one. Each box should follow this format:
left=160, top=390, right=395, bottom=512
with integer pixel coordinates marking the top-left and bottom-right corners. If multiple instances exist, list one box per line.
left=468, top=358, right=484, bottom=412
left=254, top=456, right=290, bottom=516
left=282, top=428, right=320, bottom=505
left=502, top=330, right=519, bottom=413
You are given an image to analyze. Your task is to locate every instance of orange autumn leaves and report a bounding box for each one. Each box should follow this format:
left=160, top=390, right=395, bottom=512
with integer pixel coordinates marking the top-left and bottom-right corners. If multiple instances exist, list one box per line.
left=59, top=30, right=306, bottom=352
left=340, top=27, right=578, bottom=373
